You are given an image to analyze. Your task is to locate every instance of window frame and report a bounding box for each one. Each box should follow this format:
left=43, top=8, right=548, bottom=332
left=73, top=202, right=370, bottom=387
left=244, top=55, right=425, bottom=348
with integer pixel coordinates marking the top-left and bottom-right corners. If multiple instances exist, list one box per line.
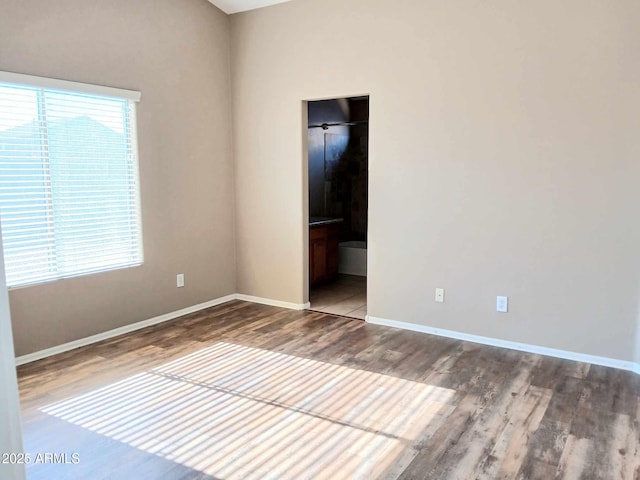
left=0, top=71, right=143, bottom=289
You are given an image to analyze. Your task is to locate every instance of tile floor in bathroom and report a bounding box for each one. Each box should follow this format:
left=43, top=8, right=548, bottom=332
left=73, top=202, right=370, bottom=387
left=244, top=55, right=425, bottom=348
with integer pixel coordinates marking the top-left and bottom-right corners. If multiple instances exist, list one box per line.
left=308, top=274, right=367, bottom=319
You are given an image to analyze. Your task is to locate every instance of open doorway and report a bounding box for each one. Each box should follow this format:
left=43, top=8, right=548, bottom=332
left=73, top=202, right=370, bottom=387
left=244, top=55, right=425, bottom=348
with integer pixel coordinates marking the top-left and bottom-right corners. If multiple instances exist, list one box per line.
left=306, top=96, right=369, bottom=319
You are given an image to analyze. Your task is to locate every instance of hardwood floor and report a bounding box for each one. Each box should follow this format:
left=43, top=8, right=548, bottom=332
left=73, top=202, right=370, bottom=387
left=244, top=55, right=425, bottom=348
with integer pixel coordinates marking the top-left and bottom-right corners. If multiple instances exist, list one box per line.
left=17, top=300, right=640, bottom=479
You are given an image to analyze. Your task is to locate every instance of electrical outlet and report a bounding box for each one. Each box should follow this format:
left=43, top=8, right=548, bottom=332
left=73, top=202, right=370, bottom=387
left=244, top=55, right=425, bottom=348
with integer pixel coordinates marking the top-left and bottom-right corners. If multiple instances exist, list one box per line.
left=496, top=296, right=508, bottom=313
left=177, top=273, right=185, bottom=288
left=435, top=288, right=445, bottom=303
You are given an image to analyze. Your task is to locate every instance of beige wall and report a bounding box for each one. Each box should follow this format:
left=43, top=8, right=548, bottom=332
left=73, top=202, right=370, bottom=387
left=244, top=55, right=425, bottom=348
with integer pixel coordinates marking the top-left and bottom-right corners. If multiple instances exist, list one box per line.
left=0, top=0, right=236, bottom=356
left=2, top=0, right=639, bottom=364
left=231, top=0, right=640, bottom=361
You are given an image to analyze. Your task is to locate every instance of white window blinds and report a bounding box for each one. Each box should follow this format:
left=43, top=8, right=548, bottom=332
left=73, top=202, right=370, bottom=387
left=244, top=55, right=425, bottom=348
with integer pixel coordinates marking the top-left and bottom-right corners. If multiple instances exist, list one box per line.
left=0, top=73, right=143, bottom=287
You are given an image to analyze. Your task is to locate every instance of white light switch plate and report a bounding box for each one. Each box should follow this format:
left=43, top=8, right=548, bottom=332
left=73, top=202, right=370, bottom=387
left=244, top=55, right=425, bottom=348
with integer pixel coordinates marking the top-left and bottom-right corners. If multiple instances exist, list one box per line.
left=497, top=296, right=508, bottom=313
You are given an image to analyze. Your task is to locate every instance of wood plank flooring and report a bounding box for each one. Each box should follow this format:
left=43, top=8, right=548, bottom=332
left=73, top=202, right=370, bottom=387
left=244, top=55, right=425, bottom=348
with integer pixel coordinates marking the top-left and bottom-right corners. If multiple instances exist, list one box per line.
left=17, top=300, right=640, bottom=479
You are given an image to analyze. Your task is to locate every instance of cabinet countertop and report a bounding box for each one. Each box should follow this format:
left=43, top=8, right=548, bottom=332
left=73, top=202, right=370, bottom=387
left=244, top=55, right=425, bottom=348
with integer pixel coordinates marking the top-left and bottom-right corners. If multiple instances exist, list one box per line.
left=309, top=217, right=344, bottom=227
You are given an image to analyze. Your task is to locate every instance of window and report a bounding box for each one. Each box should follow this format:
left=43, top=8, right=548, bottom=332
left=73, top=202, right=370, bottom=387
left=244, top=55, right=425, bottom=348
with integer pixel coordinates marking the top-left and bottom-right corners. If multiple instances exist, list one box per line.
left=0, top=72, right=143, bottom=287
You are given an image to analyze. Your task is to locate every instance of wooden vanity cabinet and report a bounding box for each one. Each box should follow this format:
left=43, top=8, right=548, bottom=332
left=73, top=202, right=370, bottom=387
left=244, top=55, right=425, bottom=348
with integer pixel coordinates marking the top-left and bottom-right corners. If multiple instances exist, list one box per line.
left=309, top=223, right=340, bottom=287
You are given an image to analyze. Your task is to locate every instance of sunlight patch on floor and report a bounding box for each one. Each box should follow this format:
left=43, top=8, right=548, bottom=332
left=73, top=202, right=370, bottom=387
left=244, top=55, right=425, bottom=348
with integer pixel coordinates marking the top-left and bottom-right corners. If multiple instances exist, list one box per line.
left=41, top=342, right=455, bottom=479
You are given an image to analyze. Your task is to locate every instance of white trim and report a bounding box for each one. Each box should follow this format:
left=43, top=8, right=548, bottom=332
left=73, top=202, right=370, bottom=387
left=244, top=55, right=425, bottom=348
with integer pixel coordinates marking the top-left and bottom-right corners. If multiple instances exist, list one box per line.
left=235, top=294, right=310, bottom=311
left=15, top=295, right=236, bottom=366
left=366, top=315, right=639, bottom=374
left=25, top=295, right=636, bottom=375
left=15, top=294, right=312, bottom=366
left=0, top=71, right=141, bottom=102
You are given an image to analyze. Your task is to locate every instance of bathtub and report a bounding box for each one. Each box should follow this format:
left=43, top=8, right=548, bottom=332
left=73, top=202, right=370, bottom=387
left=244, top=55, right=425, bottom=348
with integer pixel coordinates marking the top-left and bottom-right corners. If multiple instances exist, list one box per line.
left=338, top=241, right=367, bottom=276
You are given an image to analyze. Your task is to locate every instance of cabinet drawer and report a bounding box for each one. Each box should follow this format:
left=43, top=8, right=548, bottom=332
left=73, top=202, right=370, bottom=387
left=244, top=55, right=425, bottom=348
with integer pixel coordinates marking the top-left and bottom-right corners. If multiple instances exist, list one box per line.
left=310, top=226, right=327, bottom=241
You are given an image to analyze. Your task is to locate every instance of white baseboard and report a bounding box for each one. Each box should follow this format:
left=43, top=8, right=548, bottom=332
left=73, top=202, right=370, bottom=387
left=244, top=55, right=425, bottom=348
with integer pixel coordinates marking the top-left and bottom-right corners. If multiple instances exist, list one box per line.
left=235, top=294, right=310, bottom=311
left=366, top=315, right=639, bottom=374
left=15, top=295, right=237, bottom=366
left=21, top=296, right=634, bottom=375
left=15, top=294, right=311, bottom=366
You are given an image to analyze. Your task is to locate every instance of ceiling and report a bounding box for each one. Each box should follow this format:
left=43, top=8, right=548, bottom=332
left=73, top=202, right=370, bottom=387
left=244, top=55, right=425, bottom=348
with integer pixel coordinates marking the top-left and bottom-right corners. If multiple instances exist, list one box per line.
left=208, top=0, right=293, bottom=14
